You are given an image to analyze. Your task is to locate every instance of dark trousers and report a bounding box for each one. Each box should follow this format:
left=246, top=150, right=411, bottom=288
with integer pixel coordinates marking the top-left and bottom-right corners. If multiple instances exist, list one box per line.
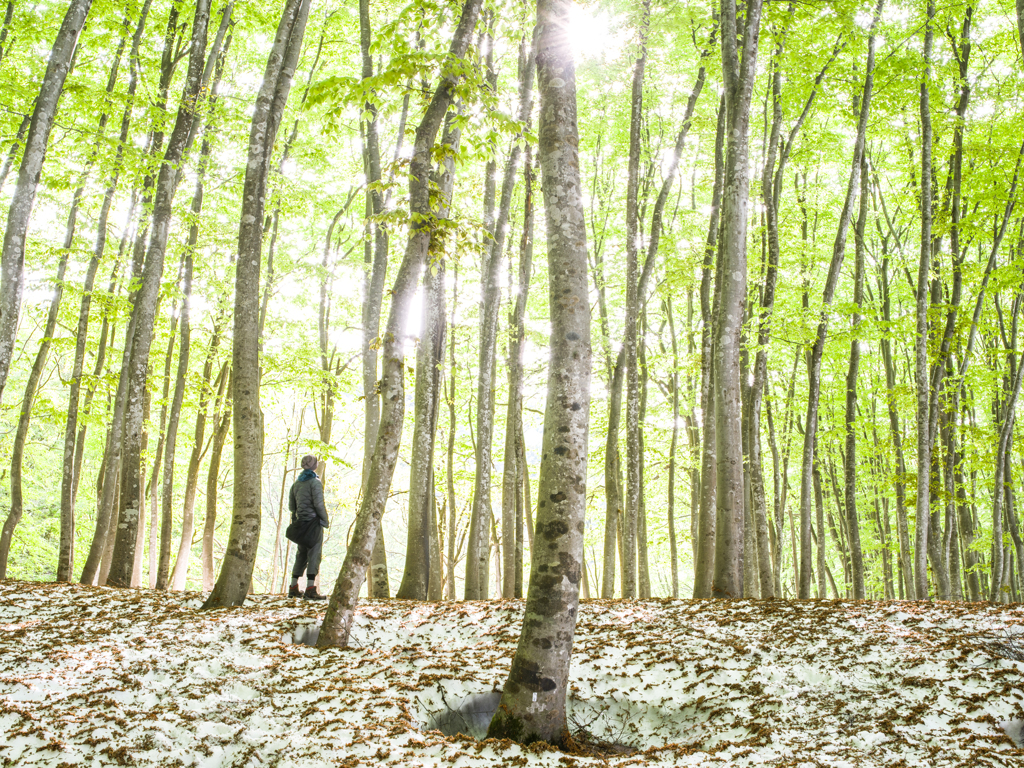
left=292, top=528, right=323, bottom=578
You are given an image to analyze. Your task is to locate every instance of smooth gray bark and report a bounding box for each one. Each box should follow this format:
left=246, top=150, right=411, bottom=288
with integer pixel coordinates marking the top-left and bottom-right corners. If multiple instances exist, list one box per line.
left=712, top=0, right=763, bottom=599
left=108, top=0, right=213, bottom=588
left=621, top=0, right=651, bottom=600
left=693, top=97, right=725, bottom=599
left=397, top=111, right=459, bottom=601
left=318, top=0, right=483, bottom=645
left=201, top=364, right=230, bottom=591
left=202, top=0, right=309, bottom=608
left=0, top=0, right=92, bottom=403
left=464, top=19, right=504, bottom=600
left=58, top=3, right=150, bottom=583
left=488, top=0, right=590, bottom=743
left=913, top=0, right=936, bottom=600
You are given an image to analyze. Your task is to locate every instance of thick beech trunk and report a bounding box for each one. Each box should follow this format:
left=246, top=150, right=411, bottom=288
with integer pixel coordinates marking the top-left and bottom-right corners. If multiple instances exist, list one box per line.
left=712, top=0, right=763, bottom=599
left=487, top=0, right=590, bottom=742
left=203, top=0, right=309, bottom=608
left=0, top=0, right=92, bottom=403
left=318, top=0, right=483, bottom=644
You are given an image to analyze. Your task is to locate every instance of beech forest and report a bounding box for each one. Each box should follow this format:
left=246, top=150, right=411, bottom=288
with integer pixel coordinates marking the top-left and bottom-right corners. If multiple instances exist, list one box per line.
left=1, top=0, right=1024, bottom=613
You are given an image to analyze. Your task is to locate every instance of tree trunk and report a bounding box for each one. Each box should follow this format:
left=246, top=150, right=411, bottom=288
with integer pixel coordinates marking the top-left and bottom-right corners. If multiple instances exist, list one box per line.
left=991, top=310, right=1024, bottom=600
left=747, top=23, right=837, bottom=600
left=0, top=249, right=70, bottom=578
left=203, top=0, right=309, bottom=608
left=500, top=34, right=536, bottom=600
left=397, top=110, right=459, bottom=601
left=202, top=364, right=230, bottom=591
left=622, top=0, right=651, bottom=600
left=318, top=0, right=483, bottom=643
left=152, top=302, right=180, bottom=588
left=878, top=252, right=915, bottom=600
left=693, top=96, right=726, bottom=599
left=487, top=0, right=590, bottom=742
left=108, top=0, right=213, bottom=588
left=356, top=0, right=394, bottom=603
left=797, top=4, right=877, bottom=598
left=712, top=0, right=763, bottom=599
left=813, top=463, right=827, bottom=598
left=80, top=2, right=189, bottom=586
left=843, top=147, right=873, bottom=600
left=174, top=320, right=226, bottom=589
left=913, top=0, right=936, bottom=600
left=58, top=3, right=149, bottom=581
left=445, top=264, right=459, bottom=600
left=0, top=0, right=92, bottom=403
left=667, top=297, right=680, bottom=598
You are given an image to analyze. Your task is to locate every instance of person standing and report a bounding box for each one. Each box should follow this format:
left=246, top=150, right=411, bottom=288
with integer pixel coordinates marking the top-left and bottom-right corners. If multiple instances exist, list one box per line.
left=288, top=454, right=330, bottom=600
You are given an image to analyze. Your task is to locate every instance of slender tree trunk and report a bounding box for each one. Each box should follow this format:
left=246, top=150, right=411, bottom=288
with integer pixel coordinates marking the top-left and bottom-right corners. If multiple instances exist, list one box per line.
left=500, top=35, right=536, bottom=600
left=748, top=23, right=836, bottom=600
left=878, top=254, right=915, bottom=600
left=488, top=0, right=590, bottom=741
left=58, top=4, right=149, bottom=581
left=797, top=4, right=878, bottom=597
left=464, top=16, right=502, bottom=600
left=80, top=2, right=188, bottom=586
left=151, top=301, right=180, bottom=588
left=813, top=462, right=826, bottom=598
left=622, top=0, right=651, bottom=600
left=397, top=110, right=459, bottom=601
left=203, top=0, right=309, bottom=608
left=843, top=150, right=873, bottom=600
left=202, top=364, right=230, bottom=591
left=0, top=249, right=70, bottom=578
left=356, top=0, right=394, bottom=602
left=991, top=311, right=1024, bottom=600
left=913, top=0, right=937, bottom=600
left=445, top=265, right=459, bottom=600
left=667, top=297, right=680, bottom=598
left=108, top=0, right=213, bottom=588
left=0, top=0, right=92, bottom=403
left=174, top=320, right=225, bottom=589
left=318, top=0, right=483, bottom=643
left=693, top=96, right=726, bottom=599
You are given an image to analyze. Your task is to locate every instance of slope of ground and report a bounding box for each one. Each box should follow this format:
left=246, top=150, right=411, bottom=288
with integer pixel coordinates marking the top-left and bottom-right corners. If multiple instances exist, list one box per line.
left=0, top=581, right=1022, bottom=767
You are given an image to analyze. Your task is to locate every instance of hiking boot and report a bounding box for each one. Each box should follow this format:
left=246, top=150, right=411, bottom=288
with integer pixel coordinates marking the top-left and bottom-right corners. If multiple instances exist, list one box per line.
left=303, top=585, right=326, bottom=601
left=288, top=584, right=302, bottom=598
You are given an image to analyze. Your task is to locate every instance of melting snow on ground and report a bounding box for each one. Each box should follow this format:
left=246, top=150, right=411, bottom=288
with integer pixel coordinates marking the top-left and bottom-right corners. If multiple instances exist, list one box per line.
left=1, top=581, right=1023, bottom=766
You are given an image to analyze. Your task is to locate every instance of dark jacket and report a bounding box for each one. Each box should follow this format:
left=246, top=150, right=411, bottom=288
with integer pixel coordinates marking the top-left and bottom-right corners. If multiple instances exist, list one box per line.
left=289, top=469, right=330, bottom=529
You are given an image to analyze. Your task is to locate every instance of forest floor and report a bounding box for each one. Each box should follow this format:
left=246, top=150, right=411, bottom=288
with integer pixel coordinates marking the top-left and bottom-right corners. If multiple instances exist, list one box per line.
left=1, top=582, right=1023, bottom=767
